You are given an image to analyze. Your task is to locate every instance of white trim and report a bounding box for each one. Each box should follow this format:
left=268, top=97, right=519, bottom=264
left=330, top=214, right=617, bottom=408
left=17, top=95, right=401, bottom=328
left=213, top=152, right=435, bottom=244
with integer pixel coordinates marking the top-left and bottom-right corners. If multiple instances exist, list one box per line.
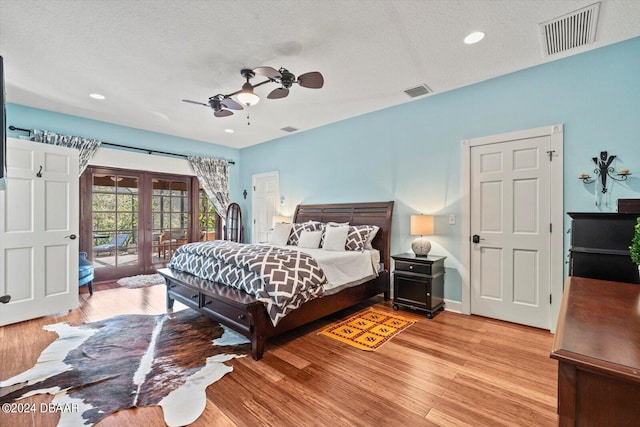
left=461, top=124, right=564, bottom=332
left=89, top=146, right=194, bottom=175
left=444, top=299, right=462, bottom=313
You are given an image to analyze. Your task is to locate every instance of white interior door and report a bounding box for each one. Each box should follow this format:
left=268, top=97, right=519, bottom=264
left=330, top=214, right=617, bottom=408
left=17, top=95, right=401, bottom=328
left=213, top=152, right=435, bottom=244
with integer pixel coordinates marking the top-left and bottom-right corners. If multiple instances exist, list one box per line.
left=0, top=138, right=79, bottom=326
left=251, top=171, right=279, bottom=244
left=470, top=135, right=551, bottom=329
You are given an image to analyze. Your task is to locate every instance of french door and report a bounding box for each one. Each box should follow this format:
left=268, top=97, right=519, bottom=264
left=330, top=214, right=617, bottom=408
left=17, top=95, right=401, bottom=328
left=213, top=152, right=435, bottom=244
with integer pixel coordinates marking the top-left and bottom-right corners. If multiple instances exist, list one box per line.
left=81, top=167, right=215, bottom=282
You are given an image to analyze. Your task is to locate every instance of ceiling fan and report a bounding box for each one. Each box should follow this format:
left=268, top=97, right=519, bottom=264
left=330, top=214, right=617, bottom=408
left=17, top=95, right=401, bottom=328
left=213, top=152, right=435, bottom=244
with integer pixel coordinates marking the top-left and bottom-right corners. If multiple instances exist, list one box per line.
left=182, top=66, right=324, bottom=118
left=181, top=94, right=243, bottom=117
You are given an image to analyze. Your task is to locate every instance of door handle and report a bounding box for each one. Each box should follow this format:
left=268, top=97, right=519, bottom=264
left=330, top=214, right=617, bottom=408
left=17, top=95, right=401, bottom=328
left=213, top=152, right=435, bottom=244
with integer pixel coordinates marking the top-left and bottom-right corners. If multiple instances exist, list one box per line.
left=472, top=234, right=485, bottom=244
left=65, top=234, right=77, bottom=240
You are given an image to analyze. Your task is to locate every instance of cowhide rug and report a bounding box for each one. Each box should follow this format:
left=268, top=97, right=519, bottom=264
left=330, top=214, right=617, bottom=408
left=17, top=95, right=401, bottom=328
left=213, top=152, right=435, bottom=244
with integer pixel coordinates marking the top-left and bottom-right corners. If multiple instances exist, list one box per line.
left=0, top=310, right=250, bottom=426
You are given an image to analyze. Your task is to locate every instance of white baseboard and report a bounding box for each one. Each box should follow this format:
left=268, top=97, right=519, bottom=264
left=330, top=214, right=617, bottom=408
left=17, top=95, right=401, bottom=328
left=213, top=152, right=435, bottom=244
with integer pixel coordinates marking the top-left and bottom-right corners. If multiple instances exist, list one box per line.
left=444, top=299, right=462, bottom=313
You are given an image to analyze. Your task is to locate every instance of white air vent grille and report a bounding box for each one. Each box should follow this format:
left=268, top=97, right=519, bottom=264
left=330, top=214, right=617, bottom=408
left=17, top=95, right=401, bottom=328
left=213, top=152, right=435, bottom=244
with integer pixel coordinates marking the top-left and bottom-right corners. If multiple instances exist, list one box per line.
left=280, top=126, right=298, bottom=133
left=404, top=84, right=432, bottom=98
left=540, top=2, right=600, bottom=56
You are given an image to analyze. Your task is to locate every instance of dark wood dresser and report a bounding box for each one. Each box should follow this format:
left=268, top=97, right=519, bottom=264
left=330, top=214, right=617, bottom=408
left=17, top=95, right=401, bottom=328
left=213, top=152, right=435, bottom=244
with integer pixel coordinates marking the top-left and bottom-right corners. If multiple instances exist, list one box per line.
left=551, top=276, right=640, bottom=426
left=567, top=212, right=640, bottom=284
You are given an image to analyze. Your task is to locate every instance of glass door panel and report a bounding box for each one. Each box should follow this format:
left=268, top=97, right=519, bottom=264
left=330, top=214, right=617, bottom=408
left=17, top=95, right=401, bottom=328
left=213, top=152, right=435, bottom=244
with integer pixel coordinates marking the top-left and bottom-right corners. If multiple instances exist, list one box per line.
left=91, top=174, right=139, bottom=275
left=152, top=178, right=189, bottom=264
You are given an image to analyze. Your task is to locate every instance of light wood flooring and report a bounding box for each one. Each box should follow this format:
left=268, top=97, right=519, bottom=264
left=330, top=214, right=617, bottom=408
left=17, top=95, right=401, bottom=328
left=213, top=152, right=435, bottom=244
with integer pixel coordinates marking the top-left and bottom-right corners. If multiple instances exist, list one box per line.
left=1, top=285, right=558, bottom=426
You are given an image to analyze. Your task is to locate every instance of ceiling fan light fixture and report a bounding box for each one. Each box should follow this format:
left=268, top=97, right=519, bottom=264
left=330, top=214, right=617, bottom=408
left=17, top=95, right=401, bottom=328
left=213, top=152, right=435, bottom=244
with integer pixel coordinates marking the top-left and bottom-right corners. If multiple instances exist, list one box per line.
left=237, top=82, right=260, bottom=107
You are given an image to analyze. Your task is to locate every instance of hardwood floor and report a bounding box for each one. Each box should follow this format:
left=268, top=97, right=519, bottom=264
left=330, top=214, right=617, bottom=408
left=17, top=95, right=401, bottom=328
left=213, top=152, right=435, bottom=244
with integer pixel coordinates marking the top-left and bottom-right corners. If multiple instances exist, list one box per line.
left=0, top=285, right=558, bottom=426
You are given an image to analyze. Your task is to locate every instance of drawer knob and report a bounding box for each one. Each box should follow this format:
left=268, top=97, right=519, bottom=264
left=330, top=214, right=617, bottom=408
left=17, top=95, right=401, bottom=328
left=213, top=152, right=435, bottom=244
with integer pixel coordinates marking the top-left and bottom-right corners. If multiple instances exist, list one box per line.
left=205, top=300, right=212, bottom=306
left=191, top=293, right=198, bottom=299
left=409, top=265, right=413, bottom=269
left=238, top=314, right=246, bottom=320
left=169, top=284, right=176, bottom=289
left=427, top=292, right=431, bottom=296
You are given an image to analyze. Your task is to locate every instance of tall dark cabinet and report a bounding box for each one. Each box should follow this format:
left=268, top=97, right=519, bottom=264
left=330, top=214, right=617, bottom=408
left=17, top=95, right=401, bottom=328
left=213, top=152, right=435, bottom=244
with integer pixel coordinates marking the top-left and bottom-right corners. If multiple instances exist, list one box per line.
left=568, top=212, right=640, bottom=284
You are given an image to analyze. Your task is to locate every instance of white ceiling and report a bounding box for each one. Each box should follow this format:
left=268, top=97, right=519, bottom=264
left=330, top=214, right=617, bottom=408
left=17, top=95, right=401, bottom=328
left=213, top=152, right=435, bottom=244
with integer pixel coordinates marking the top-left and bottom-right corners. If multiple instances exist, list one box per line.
left=1, top=0, right=639, bottom=149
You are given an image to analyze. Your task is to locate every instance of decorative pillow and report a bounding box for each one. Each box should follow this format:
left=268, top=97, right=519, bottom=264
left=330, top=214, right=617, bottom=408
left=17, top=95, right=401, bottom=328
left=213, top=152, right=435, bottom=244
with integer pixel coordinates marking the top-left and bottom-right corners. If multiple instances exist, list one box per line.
left=287, top=221, right=324, bottom=246
left=322, top=226, right=349, bottom=251
left=269, top=222, right=293, bottom=246
left=320, top=221, right=350, bottom=247
left=298, top=230, right=323, bottom=249
left=363, top=225, right=380, bottom=250
left=345, top=225, right=375, bottom=251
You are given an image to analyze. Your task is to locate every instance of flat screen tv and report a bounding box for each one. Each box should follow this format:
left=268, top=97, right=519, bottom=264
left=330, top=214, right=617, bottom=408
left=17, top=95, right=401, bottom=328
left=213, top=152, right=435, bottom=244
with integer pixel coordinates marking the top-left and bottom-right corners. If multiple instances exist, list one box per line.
left=0, top=55, right=6, bottom=190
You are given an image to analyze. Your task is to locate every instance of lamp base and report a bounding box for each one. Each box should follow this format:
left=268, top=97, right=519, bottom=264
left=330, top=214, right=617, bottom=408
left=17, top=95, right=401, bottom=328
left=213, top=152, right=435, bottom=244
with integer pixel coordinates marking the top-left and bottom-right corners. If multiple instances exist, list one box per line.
left=411, top=237, right=431, bottom=256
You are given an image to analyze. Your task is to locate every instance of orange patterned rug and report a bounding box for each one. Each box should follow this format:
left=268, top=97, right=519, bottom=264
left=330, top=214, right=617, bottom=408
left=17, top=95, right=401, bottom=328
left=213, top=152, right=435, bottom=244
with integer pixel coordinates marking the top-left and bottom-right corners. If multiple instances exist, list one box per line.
left=320, top=309, right=414, bottom=351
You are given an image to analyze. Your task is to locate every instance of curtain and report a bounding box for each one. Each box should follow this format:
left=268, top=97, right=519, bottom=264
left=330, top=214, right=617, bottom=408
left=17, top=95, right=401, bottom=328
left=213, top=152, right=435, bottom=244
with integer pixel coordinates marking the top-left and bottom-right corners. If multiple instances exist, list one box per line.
left=30, top=129, right=101, bottom=175
left=188, top=156, right=231, bottom=219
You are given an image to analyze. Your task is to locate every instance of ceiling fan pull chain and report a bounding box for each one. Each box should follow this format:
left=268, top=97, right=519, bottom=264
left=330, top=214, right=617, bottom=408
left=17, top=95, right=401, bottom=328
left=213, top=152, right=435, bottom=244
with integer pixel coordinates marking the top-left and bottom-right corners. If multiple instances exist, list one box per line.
left=247, top=110, right=250, bottom=126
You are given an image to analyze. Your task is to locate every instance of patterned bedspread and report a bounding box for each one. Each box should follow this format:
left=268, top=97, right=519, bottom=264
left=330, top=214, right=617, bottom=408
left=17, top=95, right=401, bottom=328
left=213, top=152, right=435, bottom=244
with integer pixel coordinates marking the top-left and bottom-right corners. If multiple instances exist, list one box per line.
left=168, top=241, right=327, bottom=325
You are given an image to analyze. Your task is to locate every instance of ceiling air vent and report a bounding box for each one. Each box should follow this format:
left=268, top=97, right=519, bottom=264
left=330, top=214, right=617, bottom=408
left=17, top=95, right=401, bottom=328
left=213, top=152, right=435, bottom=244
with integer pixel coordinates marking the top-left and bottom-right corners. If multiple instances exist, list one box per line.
left=404, top=84, right=432, bottom=98
left=540, top=2, right=600, bottom=57
left=280, top=126, right=298, bottom=133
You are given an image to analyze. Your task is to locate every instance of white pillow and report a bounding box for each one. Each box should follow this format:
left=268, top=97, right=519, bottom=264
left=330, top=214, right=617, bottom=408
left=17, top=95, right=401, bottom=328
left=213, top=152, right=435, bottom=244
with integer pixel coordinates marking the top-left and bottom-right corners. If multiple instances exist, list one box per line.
left=322, top=226, right=349, bottom=251
left=298, top=230, right=322, bottom=249
left=269, top=222, right=293, bottom=246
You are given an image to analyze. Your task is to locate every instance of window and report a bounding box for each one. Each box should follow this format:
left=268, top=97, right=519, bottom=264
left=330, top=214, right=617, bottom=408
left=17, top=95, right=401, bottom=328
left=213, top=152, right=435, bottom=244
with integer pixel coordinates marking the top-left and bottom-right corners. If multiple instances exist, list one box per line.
left=91, top=174, right=138, bottom=268
left=198, top=187, right=217, bottom=241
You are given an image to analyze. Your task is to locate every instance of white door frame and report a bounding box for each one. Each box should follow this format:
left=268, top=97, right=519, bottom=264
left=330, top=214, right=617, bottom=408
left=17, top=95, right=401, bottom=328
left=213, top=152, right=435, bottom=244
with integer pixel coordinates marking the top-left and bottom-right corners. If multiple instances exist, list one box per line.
left=251, top=171, right=280, bottom=244
left=461, top=124, right=564, bottom=332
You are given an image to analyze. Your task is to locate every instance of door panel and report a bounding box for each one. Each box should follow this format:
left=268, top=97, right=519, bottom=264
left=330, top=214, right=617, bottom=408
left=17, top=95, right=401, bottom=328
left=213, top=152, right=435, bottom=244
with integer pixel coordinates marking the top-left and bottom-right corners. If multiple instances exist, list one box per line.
left=252, top=172, right=279, bottom=244
left=0, top=139, right=78, bottom=326
left=471, top=136, right=551, bottom=329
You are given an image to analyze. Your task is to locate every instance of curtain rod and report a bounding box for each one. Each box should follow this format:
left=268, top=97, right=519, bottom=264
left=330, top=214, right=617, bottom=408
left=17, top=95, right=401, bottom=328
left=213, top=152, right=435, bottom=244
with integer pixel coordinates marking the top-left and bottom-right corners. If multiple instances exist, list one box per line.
left=8, top=125, right=235, bottom=164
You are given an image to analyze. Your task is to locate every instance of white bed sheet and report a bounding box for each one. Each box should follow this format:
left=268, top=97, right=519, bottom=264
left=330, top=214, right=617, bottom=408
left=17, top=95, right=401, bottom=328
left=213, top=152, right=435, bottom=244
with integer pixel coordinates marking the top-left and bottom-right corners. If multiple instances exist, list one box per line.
left=267, top=244, right=380, bottom=293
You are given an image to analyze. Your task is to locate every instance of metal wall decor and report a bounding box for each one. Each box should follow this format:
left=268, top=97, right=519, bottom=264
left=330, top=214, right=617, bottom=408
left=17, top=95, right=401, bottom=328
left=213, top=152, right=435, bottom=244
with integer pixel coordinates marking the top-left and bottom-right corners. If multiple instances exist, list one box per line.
left=579, top=151, right=630, bottom=194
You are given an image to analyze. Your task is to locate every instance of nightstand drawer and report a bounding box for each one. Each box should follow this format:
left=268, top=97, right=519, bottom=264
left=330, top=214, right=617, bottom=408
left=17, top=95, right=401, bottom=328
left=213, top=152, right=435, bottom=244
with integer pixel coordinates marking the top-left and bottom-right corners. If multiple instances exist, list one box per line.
left=395, top=260, right=431, bottom=275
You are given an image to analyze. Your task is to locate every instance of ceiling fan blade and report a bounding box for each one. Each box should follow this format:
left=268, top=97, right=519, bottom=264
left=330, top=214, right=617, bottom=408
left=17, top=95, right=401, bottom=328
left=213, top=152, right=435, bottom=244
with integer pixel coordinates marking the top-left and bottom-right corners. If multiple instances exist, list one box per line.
left=253, top=66, right=281, bottom=79
left=297, top=72, right=324, bottom=89
left=267, top=87, right=290, bottom=99
left=182, top=99, right=209, bottom=107
left=214, top=109, right=233, bottom=118
left=220, top=97, right=244, bottom=110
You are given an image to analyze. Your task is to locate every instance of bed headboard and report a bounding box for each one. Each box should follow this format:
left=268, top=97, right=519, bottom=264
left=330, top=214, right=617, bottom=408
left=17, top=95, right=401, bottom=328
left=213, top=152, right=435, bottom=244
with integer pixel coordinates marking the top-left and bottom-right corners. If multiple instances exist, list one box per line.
left=293, top=201, right=394, bottom=271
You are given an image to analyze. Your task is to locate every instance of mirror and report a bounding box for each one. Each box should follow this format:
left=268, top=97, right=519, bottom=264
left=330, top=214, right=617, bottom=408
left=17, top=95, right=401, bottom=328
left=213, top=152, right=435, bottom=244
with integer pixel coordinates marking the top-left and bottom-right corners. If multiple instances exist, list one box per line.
left=224, top=202, right=244, bottom=243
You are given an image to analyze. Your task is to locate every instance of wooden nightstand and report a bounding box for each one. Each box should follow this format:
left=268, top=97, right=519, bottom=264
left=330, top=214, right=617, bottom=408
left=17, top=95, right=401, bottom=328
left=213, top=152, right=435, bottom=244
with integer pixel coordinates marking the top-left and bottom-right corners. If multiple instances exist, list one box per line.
left=391, top=253, right=446, bottom=319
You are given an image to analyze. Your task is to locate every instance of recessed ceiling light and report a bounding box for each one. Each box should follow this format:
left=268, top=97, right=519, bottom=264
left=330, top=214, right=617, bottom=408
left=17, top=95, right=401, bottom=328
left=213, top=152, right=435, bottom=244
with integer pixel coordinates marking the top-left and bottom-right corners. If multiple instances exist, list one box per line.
left=224, top=129, right=234, bottom=133
left=89, top=93, right=105, bottom=100
left=464, top=32, right=485, bottom=44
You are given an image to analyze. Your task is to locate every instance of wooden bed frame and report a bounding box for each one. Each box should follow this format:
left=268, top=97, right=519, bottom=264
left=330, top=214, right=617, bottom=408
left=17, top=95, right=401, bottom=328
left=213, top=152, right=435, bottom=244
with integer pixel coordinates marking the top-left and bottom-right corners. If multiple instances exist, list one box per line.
left=157, top=201, right=394, bottom=360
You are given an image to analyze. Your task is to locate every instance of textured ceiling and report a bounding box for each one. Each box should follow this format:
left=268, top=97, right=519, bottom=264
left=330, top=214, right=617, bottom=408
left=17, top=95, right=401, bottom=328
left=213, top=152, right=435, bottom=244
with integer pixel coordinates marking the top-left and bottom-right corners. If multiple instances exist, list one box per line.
left=1, top=0, right=639, bottom=149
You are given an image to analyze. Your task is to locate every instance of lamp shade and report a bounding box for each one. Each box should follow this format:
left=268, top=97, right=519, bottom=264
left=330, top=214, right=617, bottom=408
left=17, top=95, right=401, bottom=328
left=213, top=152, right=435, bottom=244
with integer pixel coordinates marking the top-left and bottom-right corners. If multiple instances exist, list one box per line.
left=272, top=215, right=292, bottom=227
left=411, top=215, right=434, bottom=236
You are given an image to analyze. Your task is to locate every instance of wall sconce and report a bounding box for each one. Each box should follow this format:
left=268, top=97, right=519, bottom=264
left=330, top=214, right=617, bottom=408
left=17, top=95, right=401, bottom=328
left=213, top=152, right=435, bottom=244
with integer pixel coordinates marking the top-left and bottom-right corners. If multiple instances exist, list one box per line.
left=579, top=151, right=630, bottom=194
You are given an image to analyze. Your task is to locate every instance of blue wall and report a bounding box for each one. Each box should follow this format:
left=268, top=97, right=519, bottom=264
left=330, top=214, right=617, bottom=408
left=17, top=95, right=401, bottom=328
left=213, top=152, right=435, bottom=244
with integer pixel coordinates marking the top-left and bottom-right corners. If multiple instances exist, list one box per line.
left=240, top=36, right=640, bottom=302
left=6, top=37, right=640, bottom=302
left=5, top=104, right=241, bottom=195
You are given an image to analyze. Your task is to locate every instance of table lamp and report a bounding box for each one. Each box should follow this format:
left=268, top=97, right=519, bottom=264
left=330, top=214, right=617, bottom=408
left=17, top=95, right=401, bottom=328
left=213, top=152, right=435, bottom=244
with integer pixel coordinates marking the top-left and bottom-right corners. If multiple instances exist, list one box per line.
left=411, top=214, right=434, bottom=256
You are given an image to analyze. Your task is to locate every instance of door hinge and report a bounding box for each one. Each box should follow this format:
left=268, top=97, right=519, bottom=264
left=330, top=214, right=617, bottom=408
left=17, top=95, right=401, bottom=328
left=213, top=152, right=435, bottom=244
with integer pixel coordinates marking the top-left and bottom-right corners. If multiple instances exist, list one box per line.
left=550, top=223, right=552, bottom=233
left=253, top=186, right=256, bottom=191
left=546, top=150, right=555, bottom=161
left=549, top=294, right=552, bottom=304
